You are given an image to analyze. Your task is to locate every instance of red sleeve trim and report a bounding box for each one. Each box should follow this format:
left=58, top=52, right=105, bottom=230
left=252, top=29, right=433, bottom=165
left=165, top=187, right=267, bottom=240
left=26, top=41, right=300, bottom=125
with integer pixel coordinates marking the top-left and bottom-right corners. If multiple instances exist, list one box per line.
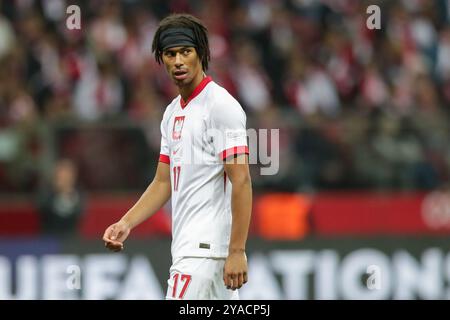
left=220, top=146, right=249, bottom=160
left=159, top=154, right=170, bottom=164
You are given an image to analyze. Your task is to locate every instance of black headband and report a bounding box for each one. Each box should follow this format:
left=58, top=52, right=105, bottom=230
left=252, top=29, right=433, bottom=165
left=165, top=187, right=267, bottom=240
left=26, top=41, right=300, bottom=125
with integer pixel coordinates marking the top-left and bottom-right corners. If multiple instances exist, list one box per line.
left=159, top=27, right=197, bottom=51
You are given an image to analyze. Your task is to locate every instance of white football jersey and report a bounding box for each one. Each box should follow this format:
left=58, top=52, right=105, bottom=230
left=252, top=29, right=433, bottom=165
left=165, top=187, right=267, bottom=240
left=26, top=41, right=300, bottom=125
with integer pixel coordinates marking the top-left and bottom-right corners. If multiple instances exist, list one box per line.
left=159, top=76, right=248, bottom=260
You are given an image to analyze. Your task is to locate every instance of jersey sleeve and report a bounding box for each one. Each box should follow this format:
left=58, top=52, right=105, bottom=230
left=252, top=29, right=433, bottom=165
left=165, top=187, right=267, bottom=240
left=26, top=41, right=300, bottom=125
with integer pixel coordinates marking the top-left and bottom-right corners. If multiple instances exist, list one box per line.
left=210, top=95, right=249, bottom=161
left=159, top=113, right=170, bottom=165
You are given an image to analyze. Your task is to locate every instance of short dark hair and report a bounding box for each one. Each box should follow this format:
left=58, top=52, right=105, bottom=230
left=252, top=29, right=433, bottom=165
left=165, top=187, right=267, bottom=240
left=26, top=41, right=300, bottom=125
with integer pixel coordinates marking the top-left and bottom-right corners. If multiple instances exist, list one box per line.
left=152, top=13, right=210, bottom=71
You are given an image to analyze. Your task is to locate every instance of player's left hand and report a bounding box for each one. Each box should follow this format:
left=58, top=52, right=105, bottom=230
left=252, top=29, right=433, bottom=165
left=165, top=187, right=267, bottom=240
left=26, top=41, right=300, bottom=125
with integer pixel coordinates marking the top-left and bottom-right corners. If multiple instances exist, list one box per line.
left=223, top=250, right=248, bottom=290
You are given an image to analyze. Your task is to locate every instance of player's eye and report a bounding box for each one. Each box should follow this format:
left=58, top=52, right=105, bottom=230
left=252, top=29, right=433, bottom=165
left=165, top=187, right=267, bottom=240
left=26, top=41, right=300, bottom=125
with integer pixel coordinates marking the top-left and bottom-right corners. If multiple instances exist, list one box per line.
left=164, top=51, right=175, bottom=57
left=182, top=49, right=191, bottom=55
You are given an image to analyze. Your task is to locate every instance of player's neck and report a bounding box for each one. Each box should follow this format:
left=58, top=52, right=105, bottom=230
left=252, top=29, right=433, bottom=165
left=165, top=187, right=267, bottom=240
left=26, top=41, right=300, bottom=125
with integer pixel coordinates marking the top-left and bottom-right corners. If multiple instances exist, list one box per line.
left=179, top=71, right=205, bottom=102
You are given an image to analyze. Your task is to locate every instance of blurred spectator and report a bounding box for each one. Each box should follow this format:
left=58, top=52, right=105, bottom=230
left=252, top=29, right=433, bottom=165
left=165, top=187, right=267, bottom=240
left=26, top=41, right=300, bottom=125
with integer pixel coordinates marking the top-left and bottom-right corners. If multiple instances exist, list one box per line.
left=0, top=11, right=16, bottom=59
left=74, top=56, right=124, bottom=120
left=0, top=0, right=449, bottom=193
left=37, top=159, right=84, bottom=236
left=232, top=41, right=272, bottom=112
left=292, top=63, right=341, bottom=116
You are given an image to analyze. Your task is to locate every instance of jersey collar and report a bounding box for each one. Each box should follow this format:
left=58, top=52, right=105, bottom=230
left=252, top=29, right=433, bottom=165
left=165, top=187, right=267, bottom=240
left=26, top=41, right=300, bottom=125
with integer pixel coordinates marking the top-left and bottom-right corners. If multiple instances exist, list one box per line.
left=180, top=76, right=212, bottom=109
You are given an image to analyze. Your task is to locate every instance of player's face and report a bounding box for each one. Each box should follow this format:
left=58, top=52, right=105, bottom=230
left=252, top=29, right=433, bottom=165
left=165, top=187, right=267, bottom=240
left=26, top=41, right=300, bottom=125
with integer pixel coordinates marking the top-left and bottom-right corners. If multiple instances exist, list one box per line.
left=162, top=46, right=203, bottom=87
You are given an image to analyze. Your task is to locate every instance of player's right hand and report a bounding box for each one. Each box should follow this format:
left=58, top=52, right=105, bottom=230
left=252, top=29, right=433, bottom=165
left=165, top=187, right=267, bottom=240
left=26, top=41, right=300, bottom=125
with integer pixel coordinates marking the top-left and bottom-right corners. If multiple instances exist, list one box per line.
left=102, top=220, right=131, bottom=252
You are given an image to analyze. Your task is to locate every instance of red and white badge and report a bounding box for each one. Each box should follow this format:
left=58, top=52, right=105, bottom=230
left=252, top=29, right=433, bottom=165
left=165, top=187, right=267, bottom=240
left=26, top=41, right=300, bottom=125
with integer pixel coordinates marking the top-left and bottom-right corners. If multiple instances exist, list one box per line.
left=172, top=116, right=185, bottom=140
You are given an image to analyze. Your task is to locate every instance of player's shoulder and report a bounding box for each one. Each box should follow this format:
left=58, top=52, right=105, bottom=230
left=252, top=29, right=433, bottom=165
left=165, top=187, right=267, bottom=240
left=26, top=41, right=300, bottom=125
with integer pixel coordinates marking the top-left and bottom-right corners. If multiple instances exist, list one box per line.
left=208, top=81, right=244, bottom=113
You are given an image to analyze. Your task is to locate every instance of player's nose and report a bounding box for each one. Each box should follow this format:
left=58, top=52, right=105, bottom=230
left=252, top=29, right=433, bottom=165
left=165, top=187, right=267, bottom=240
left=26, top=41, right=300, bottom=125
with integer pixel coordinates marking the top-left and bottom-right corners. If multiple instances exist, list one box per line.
left=174, top=53, right=183, bottom=67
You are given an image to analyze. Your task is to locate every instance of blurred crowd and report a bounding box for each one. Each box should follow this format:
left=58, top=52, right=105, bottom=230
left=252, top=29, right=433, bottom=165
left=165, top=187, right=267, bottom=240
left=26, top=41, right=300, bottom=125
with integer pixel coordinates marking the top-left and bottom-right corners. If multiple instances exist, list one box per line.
left=1, top=0, right=450, bottom=194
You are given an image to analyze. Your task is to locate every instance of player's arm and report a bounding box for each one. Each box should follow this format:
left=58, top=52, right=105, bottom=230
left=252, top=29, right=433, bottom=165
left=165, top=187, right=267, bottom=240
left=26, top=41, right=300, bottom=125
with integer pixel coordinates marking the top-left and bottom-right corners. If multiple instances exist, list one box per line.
left=223, top=154, right=252, bottom=290
left=103, top=161, right=171, bottom=251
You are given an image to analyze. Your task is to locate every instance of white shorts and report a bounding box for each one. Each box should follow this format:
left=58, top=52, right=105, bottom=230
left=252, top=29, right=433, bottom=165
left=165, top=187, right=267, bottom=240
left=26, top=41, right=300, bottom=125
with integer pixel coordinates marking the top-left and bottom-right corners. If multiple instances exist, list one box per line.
left=165, top=257, right=240, bottom=300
